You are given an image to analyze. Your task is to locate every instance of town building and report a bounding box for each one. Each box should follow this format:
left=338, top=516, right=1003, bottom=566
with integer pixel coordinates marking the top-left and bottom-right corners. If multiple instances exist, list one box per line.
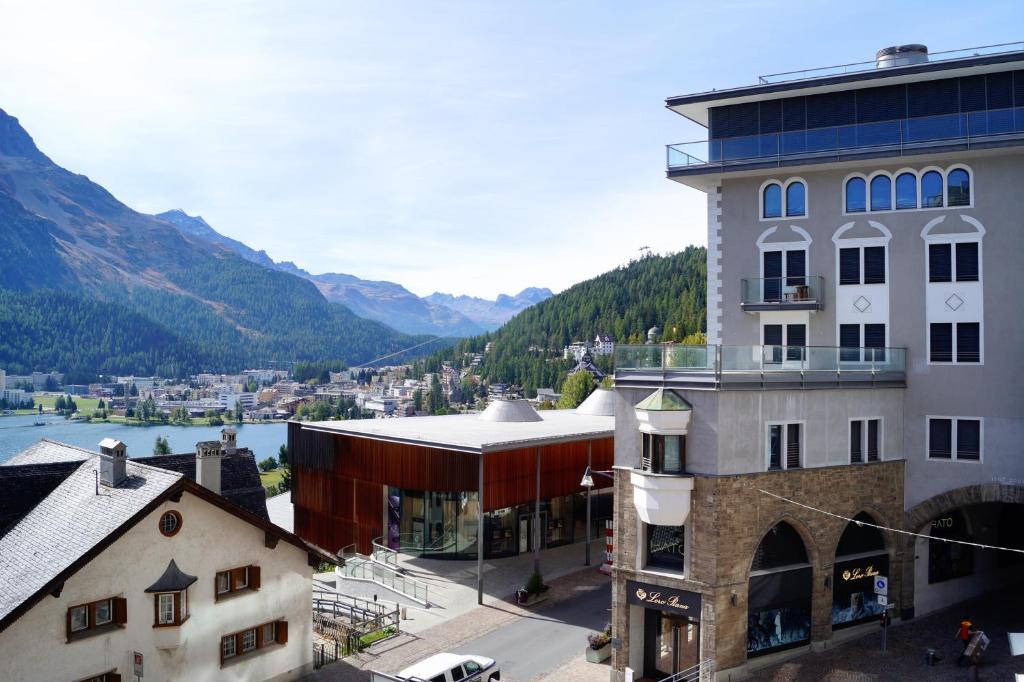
left=0, top=433, right=335, bottom=681
left=593, top=333, right=616, bottom=356
left=610, top=43, right=1024, bottom=680
left=288, top=397, right=615, bottom=570
left=569, top=351, right=605, bottom=383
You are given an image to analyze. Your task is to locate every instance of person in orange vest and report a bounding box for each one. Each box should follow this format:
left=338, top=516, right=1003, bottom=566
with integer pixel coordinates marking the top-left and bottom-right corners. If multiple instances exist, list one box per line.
left=956, top=617, right=975, bottom=666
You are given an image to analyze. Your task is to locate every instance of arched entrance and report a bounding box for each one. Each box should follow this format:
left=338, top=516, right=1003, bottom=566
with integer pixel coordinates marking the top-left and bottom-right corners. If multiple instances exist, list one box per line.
left=747, top=521, right=813, bottom=657
left=832, top=512, right=888, bottom=629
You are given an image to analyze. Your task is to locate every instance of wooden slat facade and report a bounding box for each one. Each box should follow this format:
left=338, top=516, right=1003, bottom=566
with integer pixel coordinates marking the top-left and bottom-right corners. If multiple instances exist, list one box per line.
left=289, top=421, right=613, bottom=554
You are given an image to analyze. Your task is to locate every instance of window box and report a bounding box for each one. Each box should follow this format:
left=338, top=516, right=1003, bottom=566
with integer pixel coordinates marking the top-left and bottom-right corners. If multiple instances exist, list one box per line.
left=66, top=597, right=127, bottom=642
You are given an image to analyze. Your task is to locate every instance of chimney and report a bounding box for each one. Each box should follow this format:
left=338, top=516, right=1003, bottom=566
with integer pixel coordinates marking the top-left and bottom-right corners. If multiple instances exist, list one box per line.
left=195, top=440, right=223, bottom=495
left=220, top=426, right=238, bottom=455
left=98, top=438, right=128, bottom=487
left=876, top=44, right=928, bottom=69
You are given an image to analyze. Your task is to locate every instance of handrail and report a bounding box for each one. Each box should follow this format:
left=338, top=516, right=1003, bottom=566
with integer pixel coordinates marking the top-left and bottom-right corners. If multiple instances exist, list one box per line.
left=667, top=103, right=1024, bottom=169
left=340, top=557, right=430, bottom=605
left=371, top=535, right=400, bottom=568
left=658, top=659, right=716, bottom=682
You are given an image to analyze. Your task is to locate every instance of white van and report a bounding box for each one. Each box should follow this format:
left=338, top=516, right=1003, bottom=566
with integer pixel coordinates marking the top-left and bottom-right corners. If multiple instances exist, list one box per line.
left=371, top=653, right=500, bottom=682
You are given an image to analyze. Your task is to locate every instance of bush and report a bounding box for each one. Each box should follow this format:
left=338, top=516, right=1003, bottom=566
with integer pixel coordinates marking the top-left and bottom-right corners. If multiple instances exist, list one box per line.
left=258, top=457, right=278, bottom=472
left=525, top=571, right=545, bottom=595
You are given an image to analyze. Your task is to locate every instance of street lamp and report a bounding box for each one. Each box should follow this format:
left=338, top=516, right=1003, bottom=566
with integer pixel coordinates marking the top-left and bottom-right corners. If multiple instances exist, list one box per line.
left=580, top=465, right=614, bottom=566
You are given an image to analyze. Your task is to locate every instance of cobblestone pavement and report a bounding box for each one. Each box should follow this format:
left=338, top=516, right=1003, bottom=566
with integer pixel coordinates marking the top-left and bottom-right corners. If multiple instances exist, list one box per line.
left=302, top=567, right=611, bottom=681
left=749, top=586, right=1024, bottom=681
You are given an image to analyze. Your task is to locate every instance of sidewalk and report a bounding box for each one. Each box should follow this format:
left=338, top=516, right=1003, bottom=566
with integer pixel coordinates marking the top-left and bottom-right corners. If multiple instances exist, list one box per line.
left=302, top=566, right=611, bottom=681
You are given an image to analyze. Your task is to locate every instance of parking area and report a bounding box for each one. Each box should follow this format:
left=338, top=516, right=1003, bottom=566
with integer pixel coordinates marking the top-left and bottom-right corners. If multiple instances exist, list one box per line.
left=749, top=584, right=1024, bottom=681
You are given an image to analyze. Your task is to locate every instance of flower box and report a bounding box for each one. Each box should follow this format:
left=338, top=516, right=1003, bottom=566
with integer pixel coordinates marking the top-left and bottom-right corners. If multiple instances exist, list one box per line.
left=585, top=642, right=611, bottom=663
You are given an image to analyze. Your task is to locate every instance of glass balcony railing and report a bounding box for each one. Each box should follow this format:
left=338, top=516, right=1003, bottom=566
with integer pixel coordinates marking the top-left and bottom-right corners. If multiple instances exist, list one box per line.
left=740, top=276, right=823, bottom=309
left=615, top=344, right=906, bottom=375
left=667, top=106, right=1024, bottom=170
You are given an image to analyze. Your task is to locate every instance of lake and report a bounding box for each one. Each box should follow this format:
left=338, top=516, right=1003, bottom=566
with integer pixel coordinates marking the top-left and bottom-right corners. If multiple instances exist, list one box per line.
left=0, top=413, right=287, bottom=464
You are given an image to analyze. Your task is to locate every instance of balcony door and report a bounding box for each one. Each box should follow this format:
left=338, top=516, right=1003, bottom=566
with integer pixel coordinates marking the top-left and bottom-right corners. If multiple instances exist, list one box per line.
left=763, top=324, right=806, bottom=365
left=762, top=249, right=806, bottom=302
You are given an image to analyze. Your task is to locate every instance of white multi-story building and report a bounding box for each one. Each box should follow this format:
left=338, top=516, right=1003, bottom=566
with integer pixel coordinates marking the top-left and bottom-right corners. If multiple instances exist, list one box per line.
left=593, top=333, right=615, bottom=356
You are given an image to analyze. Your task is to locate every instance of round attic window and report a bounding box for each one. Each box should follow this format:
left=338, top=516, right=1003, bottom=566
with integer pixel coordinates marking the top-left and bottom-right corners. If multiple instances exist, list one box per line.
left=159, top=510, right=182, bottom=537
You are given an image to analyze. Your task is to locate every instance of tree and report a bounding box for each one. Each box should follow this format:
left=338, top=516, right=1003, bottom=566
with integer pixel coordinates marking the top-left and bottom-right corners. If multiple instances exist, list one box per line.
left=37, top=403, right=43, bottom=414
left=97, top=399, right=106, bottom=409
left=130, top=383, right=139, bottom=397
left=278, top=444, right=288, bottom=466
left=412, top=389, right=423, bottom=412
left=55, top=395, right=66, bottom=411
left=258, top=457, right=278, bottom=472
left=279, top=466, right=292, bottom=492
left=153, top=436, right=171, bottom=455
left=557, top=372, right=595, bottom=409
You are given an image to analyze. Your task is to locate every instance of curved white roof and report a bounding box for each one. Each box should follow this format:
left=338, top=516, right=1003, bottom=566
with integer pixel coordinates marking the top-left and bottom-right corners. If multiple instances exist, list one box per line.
left=575, top=388, right=618, bottom=416
left=479, top=399, right=542, bottom=423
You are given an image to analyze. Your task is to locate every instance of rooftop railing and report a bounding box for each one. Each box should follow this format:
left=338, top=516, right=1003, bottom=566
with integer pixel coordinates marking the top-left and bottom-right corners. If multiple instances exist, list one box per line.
left=615, top=344, right=905, bottom=376
left=667, top=106, right=1024, bottom=170
left=756, top=41, right=1024, bottom=85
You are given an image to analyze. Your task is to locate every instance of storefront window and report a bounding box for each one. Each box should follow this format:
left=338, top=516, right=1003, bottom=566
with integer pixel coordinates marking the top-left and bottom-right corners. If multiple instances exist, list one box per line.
left=747, top=522, right=812, bottom=657
left=646, top=525, right=685, bottom=571
left=545, top=495, right=574, bottom=548
left=486, top=508, right=516, bottom=558
left=391, top=489, right=480, bottom=559
left=929, top=509, right=973, bottom=583
left=832, top=512, right=888, bottom=628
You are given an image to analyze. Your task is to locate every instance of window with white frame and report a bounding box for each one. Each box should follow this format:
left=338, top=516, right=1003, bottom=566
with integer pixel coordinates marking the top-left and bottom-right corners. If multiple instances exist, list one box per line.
left=221, top=634, right=237, bottom=660
left=850, top=419, right=881, bottom=463
left=158, top=594, right=175, bottom=624
left=761, top=179, right=806, bottom=219
left=838, top=245, right=885, bottom=285
left=242, top=628, right=257, bottom=652
left=844, top=166, right=972, bottom=213
left=927, top=417, right=982, bottom=461
left=928, top=241, right=979, bottom=282
left=767, top=423, right=802, bottom=471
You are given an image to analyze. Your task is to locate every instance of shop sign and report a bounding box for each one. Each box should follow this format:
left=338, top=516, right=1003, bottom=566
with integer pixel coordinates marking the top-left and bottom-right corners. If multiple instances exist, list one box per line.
left=626, top=580, right=701, bottom=617
left=840, top=563, right=881, bottom=582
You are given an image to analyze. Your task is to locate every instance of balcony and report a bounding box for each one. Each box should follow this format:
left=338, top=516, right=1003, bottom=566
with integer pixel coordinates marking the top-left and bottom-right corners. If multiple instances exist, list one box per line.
left=667, top=106, right=1024, bottom=172
left=741, top=276, right=823, bottom=312
left=630, top=468, right=694, bottom=526
left=614, top=344, right=906, bottom=390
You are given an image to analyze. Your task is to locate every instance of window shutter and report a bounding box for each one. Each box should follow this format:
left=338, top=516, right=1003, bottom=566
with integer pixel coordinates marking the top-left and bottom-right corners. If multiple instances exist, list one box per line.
left=785, top=325, right=806, bottom=361
left=863, top=325, right=886, bottom=361
left=839, top=324, right=860, bottom=362
left=956, top=419, right=981, bottom=460
left=109, top=674, right=122, bottom=682
left=850, top=421, right=863, bottom=463
left=867, top=420, right=879, bottom=462
left=956, top=323, right=980, bottom=363
left=955, top=242, right=979, bottom=282
left=214, top=572, right=221, bottom=599
left=863, top=247, right=886, bottom=284
left=769, top=424, right=782, bottom=470
left=786, top=424, right=801, bottom=469
left=232, top=567, right=246, bottom=590
left=113, top=597, right=127, bottom=625
left=929, top=244, right=952, bottom=282
left=65, top=608, right=72, bottom=642
left=250, top=565, right=261, bottom=590
left=930, top=323, right=953, bottom=362
left=153, top=595, right=158, bottom=626
left=929, top=418, right=953, bottom=459
left=839, top=248, right=860, bottom=285
left=275, top=620, right=289, bottom=645
left=763, top=324, right=783, bottom=346
left=786, top=250, right=806, bottom=286
left=173, top=592, right=181, bottom=625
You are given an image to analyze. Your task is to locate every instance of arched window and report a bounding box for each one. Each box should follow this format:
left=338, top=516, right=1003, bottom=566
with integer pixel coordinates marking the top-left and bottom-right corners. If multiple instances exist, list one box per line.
left=869, top=175, right=891, bottom=211
left=921, top=170, right=943, bottom=208
left=845, top=177, right=866, bottom=213
left=895, top=172, right=917, bottom=210
left=832, top=513, right=888, bottom=629
left=763, top=183, right=782, bottom=219
left=947, top=168, right=971, bottom=206
left=785, top=181, right=806, bottom=217
left=748, top=522, right=812, bottom=657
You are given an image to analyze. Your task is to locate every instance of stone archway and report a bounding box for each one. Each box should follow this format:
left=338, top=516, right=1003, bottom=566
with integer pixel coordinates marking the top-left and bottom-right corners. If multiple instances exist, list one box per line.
left=900, top=483, right=1024, bottom=618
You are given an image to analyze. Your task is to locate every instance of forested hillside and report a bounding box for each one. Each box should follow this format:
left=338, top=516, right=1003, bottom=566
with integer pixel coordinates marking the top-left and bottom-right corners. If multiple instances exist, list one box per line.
left=417, top=247, right=707, bottom=396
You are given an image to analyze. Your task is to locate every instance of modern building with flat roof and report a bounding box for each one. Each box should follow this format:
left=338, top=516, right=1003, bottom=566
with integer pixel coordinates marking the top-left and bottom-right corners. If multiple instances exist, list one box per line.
left=288, top=396, right=615, bottom=578
left=611, top=41, right=1024, bottom=681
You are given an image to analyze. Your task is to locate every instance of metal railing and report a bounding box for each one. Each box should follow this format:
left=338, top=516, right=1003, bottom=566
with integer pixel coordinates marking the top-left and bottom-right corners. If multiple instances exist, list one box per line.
left=371, top=536, right=400, bottom=569
left=615, top=344, right=906, bottom=375
left=339, top=557, right=430, bottom=605
left=667, top=105, right=1024, bottom=170
left=313, top=590, right=389, bottom=627
left=740, top=276, right=823, bottom=308
left=658, top=659, right=715, bottom=682
left=757, top=41, right=1024, bottom=84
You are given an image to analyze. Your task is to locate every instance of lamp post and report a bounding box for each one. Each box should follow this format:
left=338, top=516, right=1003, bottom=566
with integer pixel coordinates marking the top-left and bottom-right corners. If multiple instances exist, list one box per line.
left=580, top=465, right=614, bottom=566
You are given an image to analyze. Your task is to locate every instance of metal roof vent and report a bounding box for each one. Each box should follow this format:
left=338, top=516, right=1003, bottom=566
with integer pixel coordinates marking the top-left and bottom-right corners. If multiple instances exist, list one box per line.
left=479, top=399, right=542, bottom=423
left=876, top=44, right=928, bottom=68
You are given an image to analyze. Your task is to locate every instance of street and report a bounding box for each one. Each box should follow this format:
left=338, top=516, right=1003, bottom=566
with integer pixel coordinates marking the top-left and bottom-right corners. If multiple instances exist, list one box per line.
left=454, top=582, right=611, bottom=681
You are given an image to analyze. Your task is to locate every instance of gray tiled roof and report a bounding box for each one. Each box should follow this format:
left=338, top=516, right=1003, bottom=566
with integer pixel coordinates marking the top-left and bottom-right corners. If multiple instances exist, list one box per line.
left=6, top=439, right=96, bottom=465
left=0, top=461, right=83, bottom=538
left=0, top=457, right=181, bottom=623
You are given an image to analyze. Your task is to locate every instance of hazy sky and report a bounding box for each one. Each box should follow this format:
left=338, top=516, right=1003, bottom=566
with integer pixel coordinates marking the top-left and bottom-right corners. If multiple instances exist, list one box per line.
left=0, top=2, right=1019, bottom=298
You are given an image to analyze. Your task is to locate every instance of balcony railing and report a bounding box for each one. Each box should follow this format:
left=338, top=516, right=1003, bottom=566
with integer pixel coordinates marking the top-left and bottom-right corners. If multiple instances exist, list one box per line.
left=667, top=106, right=1024, bottom=170
left=741, top=276, right=823, bottom=311
left=615, top=344, right=906, bottom=375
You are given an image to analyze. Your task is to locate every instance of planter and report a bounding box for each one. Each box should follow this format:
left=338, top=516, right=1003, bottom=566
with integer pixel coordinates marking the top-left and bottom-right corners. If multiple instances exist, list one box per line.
left=585, top=643, right=611, bottom=663
left=515, top=590, right=549, bottom=607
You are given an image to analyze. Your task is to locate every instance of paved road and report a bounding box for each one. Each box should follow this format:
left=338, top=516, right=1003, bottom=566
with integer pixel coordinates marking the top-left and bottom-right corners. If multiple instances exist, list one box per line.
left=453, top=582, right=611, bottom=682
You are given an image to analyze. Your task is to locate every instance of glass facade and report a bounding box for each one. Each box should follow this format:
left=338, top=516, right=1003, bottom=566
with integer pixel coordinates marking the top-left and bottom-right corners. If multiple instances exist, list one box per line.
left=388, top=487, right=611, bottom=560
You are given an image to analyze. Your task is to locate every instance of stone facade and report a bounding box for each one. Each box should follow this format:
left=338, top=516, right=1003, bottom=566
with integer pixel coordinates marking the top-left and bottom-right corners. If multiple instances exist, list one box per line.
left=611, top=459, right=904, bottom=680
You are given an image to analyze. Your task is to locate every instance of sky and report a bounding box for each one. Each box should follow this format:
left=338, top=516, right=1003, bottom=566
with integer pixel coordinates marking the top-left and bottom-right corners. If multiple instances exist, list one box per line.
left=0, top=1, right=1020, bottom=298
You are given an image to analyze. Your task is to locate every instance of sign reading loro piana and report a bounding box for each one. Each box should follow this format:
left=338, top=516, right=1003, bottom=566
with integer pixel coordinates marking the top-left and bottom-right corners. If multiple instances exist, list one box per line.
left=626, top=580, right=702, bottom=617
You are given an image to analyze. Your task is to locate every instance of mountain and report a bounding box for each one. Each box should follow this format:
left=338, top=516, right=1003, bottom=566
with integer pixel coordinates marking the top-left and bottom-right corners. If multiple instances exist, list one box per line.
left=424, top=287, right=554, bottom=330
left=155, top=209, right=536, bottom=336
left=0, top=107, right=432, bottom=377
left=417, top=248, right=707, bottom=397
